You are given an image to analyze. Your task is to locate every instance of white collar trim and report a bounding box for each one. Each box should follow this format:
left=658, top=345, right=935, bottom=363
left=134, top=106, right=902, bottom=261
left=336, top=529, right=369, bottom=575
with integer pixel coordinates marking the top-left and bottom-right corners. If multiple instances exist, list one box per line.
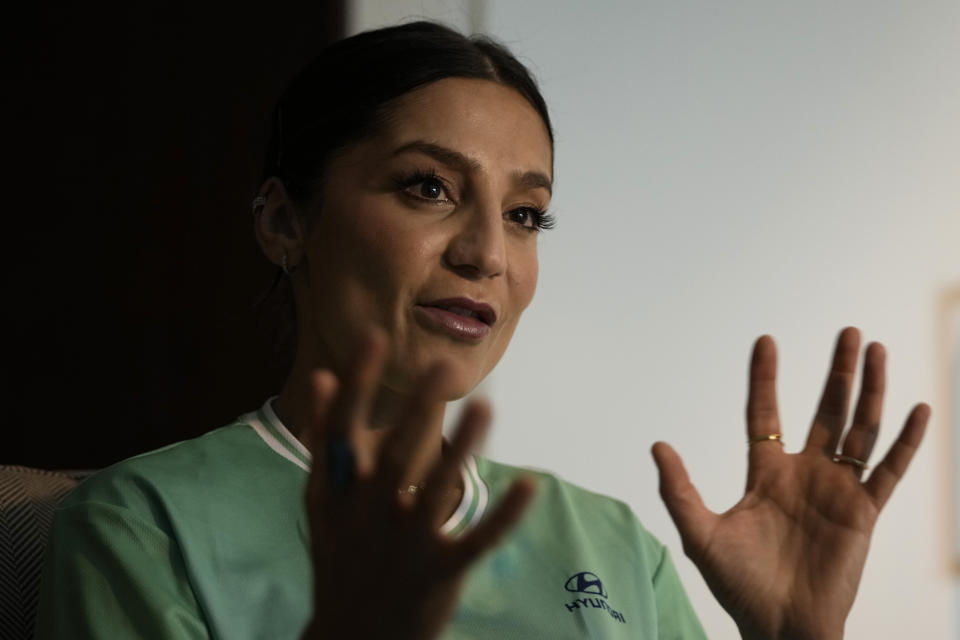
left=244, top=410, right=310, bottom=473
left=244, top=398, right=488, bottom=535
left=261, top=396, right=312, bottom=460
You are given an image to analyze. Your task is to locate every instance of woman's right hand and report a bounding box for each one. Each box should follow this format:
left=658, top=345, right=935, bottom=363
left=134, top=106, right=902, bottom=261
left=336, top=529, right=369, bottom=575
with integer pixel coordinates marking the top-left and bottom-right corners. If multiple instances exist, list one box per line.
left=298, top=330, right=536, bottom=640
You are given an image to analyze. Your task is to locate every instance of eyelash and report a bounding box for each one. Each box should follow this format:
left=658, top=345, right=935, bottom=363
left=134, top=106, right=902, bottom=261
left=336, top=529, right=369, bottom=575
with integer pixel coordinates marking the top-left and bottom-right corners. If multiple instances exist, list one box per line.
left=394, top=168, right=556, bottom=233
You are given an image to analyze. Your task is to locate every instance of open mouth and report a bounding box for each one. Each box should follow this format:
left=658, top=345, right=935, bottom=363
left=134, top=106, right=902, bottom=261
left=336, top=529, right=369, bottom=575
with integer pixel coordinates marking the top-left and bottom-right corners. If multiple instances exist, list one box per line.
left=418, top=298, right=496, bottom=326
left=431, top=305, right=487, bottom=323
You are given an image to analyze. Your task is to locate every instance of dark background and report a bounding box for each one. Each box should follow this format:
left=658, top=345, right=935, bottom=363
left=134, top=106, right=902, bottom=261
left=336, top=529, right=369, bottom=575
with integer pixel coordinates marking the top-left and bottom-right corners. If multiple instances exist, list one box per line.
left=6, top=3, right=345, bottom=469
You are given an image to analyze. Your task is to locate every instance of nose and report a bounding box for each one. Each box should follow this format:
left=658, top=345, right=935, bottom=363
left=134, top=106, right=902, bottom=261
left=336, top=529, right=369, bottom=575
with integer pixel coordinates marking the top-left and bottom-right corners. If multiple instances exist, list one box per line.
left=443, top=202, right=506, bottom=280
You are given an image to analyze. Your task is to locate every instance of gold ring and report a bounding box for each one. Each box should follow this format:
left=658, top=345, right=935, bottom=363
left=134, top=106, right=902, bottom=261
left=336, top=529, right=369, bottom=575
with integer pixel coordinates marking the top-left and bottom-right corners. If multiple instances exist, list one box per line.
left=748, top=433, right=784, bottom=446
left=398, top=483, right=425, bottom=496
left=832, top=454, right=868, bottom=470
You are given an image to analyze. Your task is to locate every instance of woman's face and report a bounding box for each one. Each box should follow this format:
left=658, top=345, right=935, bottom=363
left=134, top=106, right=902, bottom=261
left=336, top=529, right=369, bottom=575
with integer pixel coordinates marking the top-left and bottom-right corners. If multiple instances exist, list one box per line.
left=296, top=77, right=553, bottom=399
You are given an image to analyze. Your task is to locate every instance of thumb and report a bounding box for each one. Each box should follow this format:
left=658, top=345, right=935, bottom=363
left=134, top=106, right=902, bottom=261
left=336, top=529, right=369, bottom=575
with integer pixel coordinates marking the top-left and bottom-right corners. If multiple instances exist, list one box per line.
left=651, top=442, right=715, bottom=557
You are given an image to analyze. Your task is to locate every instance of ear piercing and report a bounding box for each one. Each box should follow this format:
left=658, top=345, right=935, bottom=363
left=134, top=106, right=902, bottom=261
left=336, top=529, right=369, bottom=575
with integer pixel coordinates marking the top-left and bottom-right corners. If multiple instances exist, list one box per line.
left=254, top=196, right=297, bottom=275
left=281, top=251, right=301, bottom=275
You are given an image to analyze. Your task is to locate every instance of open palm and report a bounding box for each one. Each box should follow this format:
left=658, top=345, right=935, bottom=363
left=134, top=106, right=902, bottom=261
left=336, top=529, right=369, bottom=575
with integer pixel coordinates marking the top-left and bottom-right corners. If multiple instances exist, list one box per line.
left=653, top=328, right=929, bottom=640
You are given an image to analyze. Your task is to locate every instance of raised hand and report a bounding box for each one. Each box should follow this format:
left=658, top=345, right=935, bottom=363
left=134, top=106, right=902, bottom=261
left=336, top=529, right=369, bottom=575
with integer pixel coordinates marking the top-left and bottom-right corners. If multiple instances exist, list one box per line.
left=652, top=328, right=929, bottom=640
left=298, top=331, right=536, bottom=640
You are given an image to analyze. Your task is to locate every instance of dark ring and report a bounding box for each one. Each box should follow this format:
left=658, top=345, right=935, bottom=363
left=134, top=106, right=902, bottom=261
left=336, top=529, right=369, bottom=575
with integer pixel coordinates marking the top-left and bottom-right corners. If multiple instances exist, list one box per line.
left=326, top=438, right=355, bottom=489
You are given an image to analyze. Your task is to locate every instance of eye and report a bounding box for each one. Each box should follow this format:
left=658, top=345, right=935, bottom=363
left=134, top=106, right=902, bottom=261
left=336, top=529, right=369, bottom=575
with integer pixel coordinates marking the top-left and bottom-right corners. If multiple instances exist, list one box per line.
left=414, top=177, right=446, bottom=200
left=506, top=206, right=556, bottom=232
left=396, top=170, right=456, bottom=205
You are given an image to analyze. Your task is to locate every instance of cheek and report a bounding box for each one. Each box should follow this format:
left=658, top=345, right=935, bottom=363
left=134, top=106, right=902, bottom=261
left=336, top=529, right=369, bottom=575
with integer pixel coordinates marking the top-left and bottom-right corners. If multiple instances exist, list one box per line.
left=485, top=242, right=538, bottom=362
left=318, top=205, right=443, bottom=325
left=510, top=243, right=540, bottom=311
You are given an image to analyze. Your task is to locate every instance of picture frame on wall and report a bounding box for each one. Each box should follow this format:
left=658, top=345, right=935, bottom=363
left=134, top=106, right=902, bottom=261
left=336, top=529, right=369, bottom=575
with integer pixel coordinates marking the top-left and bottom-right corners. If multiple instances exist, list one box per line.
left=944, top=287, right=960, bottom=572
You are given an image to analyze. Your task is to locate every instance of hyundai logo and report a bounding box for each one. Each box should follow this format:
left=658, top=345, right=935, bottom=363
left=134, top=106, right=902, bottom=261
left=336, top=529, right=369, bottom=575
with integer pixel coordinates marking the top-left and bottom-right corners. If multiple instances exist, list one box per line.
left=564, top=571, right=607, bottom=599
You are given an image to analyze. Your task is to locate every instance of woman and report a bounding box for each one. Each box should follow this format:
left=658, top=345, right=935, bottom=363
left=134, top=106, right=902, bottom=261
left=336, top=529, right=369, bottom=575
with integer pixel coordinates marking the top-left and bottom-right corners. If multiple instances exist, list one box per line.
left=36, top=21, right=928, bottom=640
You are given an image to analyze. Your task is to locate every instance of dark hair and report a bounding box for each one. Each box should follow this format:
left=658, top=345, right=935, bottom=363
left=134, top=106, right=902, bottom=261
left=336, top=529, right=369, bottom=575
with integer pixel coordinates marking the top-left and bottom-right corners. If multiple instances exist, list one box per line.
left=261, top=20, right=554, bottom=205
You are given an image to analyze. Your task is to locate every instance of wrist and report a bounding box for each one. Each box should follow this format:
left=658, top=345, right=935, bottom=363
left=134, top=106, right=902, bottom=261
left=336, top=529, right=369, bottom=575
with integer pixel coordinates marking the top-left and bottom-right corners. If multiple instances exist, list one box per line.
left=737, top=622, right=843, bottom=640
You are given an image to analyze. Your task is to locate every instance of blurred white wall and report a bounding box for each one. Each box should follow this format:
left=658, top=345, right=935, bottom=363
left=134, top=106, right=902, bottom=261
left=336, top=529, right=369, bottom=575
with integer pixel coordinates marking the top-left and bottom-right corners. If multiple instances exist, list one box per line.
left=350, top=1, right=960, bottom=638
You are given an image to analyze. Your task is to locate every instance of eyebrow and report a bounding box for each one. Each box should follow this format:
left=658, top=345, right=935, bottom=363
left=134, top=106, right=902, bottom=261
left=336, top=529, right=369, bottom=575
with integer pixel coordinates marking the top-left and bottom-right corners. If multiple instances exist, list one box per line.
left=391, top=140, right=553, bottom=195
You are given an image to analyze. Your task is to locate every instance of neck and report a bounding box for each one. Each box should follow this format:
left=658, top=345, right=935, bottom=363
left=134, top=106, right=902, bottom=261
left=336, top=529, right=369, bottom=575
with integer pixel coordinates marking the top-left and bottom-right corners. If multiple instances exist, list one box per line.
left=272, top=344, right=449, bottom=485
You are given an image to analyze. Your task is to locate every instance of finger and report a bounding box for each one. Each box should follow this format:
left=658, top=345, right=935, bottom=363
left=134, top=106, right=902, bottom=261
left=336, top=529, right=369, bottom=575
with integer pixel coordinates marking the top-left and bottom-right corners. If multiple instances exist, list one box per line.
left=380, top=361, right=450, bottom=503
left=803, top=327, right=861, bottom=455
left=864, top=403, right=929, bottom=509
left=746, top=334, right=782, bottom=443
left=651, top=442, right=717, bottom=559
left=745, top=336, right=785, bottom=487
left=452, top=475, right=537, bottom=569
left=839, top=342, right=885, bottom=476
left=302, top=370, right=341, bottom=505
left=419, top=398, right=491, bottom=529
left=325, top=327, right=389, bottom=478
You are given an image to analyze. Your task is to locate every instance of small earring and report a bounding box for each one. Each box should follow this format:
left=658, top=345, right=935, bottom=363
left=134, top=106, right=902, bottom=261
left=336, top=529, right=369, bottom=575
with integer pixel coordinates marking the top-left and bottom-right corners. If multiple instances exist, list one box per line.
left=251, top=195, right=266, bottom=213
left=281, top=252, right=290, bottom=275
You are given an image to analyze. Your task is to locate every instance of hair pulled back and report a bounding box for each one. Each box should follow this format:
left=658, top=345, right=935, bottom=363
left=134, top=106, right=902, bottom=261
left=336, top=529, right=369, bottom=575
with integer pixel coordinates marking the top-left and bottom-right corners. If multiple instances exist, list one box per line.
left=261, top=21, right=553, bottom=205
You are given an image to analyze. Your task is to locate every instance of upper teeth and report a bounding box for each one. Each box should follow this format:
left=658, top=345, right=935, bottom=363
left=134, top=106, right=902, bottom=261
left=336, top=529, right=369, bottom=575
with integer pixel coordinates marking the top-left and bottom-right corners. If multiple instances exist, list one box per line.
left=446, top=306, right=480, bottom=320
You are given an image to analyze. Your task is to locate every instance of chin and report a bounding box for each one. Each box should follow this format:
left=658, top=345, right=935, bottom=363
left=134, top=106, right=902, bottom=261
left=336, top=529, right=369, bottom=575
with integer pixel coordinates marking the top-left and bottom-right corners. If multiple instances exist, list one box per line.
left=433, top=364, right=484, bottom=401
left=389, top=352, right=488, bottom=401
left=443, top=378, right=480, bottom=401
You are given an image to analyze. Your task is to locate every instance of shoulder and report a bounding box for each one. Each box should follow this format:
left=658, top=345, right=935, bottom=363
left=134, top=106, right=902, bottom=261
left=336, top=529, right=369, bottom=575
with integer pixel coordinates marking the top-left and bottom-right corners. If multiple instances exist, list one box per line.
left=476, top=455, right=646, bottom=524
left=475, top=456, right=666, bottom=561
left=61, top=415, right=277, bottom=518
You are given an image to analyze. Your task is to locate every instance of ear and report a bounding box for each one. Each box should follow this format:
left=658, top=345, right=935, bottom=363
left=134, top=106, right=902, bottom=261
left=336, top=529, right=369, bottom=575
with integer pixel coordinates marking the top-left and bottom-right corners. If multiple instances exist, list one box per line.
left=253, top=177, right=307, bottom=273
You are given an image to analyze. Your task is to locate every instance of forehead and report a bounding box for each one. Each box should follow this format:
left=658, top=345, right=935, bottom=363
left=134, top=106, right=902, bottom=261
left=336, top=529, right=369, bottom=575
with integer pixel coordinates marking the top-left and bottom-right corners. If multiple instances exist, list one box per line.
left=378, top=77, right=553, bottom=178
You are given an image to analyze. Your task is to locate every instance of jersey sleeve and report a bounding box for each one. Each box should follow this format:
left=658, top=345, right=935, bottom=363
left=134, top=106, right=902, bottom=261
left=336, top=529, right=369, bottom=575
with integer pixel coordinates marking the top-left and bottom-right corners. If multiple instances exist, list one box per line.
left=35, top=500, right=210, bottom=639
left=650, top=545, right=708, bottom=640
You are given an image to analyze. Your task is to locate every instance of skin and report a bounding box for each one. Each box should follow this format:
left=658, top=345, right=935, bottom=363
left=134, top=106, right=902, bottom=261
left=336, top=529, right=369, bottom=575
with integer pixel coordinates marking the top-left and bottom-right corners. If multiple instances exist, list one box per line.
left=255, top=78, right=929, bottom=639
left=655, top=328, right=929, bottom=639
left=259, top=77, right=550, bottom=470
left=256, top=78, right=550, bottom=638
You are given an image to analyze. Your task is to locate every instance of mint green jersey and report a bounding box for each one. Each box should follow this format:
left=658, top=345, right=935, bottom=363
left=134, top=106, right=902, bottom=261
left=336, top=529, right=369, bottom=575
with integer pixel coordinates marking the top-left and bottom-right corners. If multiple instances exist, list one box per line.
left=36, top=400, right=706, bottom=639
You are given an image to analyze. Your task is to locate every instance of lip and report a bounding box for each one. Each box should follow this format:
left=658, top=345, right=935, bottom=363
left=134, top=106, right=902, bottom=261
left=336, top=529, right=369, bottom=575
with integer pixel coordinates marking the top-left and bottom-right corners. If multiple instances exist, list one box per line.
left=414, top=297, right=497, bottom=343
left=418, top=298, right=497, bottom=326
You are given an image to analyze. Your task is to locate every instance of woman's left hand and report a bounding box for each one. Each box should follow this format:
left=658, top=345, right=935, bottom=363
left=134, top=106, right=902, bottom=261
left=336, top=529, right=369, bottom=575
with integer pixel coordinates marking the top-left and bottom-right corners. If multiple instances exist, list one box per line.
left=653, top=327, right=929, bottom=640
